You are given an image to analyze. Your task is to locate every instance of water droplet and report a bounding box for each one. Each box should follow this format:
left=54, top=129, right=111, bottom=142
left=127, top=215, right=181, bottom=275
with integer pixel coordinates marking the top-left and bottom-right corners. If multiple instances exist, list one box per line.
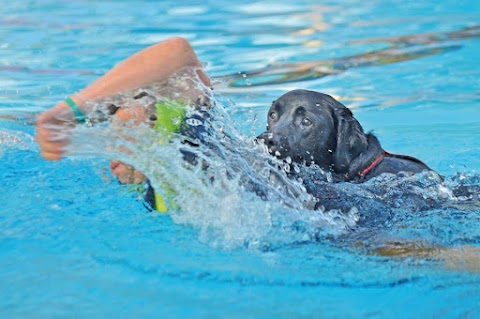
left=326, top=173, right=333, bottom=183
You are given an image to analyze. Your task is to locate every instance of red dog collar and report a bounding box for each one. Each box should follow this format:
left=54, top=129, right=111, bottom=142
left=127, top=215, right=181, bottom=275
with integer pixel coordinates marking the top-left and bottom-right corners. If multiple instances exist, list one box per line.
left=359, top=151, right=428, bottom=178
left=359, top=152, right=385, bottom=177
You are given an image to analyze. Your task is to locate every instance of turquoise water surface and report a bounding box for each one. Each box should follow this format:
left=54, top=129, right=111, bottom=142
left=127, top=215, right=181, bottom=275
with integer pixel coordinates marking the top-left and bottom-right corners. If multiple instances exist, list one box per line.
left=1, top=1, right=480, bottom=318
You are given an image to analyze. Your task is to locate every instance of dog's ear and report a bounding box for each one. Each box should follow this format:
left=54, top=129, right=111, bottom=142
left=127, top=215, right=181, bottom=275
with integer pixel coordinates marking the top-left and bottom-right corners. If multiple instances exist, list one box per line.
left=332, top=107, right=368, bottom=174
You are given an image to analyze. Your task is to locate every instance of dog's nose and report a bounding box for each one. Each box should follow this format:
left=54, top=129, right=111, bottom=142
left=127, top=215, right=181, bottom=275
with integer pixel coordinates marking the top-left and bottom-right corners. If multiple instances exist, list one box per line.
left=256, top=131, right=269, bottom=143
left=256, top=132, right=277, bottom=146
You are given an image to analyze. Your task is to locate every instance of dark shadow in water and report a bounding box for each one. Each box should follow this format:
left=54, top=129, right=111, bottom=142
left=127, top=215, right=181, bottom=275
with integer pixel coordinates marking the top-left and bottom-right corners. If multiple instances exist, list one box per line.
left=220, top=25, right=480, bottom=87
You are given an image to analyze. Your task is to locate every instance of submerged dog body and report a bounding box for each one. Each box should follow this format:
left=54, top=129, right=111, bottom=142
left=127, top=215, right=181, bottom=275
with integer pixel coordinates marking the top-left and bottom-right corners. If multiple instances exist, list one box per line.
left=258, top=89, right=433, bottom=182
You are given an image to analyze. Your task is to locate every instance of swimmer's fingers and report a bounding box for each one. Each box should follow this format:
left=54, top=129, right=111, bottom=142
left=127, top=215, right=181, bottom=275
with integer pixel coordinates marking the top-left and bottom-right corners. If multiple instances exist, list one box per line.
left=110, top=160, right=146, bottom=184
left=36, top=103, right=77, bottom=160
left=38, top=142, right=67, bottom=160
left=133, top=169, right=147, bottom=184
left=36, top=128, right=70, bottom=160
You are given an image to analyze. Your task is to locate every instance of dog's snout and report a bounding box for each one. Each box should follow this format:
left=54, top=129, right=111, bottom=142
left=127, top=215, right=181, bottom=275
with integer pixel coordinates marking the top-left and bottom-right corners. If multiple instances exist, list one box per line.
left=257, top=132, right=280, bottom=146
left=256, top=130, right=291, bottom=160
left=256, top=132, right=268, bottom=144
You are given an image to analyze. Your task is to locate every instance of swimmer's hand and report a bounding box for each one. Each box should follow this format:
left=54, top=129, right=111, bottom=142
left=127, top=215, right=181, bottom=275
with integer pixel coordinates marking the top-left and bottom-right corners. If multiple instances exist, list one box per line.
left=110, top=160, right=147, bottom=184
left=110, top=105, right=150, bottom=184
left=36, top=101, right=81, bottom=160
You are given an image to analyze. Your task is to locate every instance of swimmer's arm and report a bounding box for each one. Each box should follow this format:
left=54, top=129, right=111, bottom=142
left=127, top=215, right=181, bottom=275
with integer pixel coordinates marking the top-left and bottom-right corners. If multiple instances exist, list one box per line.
left=71, top=36, right=211, bottom=106
left=36, top=37, right=210, bottom=161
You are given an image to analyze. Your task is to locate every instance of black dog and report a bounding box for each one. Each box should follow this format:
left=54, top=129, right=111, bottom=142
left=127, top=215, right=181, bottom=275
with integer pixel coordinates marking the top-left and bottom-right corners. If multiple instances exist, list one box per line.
left=258, top=89, right=434, bottom=182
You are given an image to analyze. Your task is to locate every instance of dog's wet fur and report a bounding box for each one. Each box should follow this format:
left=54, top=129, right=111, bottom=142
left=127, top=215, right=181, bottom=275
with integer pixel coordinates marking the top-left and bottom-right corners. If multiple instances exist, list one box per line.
left=257, top=89, right=434, bottom=182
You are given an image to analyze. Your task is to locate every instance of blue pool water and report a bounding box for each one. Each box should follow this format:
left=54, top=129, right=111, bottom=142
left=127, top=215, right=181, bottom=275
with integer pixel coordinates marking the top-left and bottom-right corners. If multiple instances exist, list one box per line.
left=1, top=1, right=480, bottom=318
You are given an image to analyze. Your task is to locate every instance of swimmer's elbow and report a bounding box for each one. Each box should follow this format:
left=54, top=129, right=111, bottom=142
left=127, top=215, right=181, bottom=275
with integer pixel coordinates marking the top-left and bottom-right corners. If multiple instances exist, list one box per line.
left=160, top=37, right=194, bottom=56
left=163, top=37, right=199, bottom=65
left=165, top=37, right=193, bottom=50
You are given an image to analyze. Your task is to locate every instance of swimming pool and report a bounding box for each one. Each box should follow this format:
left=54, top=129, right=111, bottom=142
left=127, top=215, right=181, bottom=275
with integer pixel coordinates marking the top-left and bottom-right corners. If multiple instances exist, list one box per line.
left=1, top=0, right=480, bottom=317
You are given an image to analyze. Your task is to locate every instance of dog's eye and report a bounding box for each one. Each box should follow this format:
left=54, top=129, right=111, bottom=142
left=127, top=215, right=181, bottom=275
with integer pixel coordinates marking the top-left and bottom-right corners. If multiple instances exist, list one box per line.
left=269, top=111, right=278, bottom=121
left=301, top=117, right=312, bottom=126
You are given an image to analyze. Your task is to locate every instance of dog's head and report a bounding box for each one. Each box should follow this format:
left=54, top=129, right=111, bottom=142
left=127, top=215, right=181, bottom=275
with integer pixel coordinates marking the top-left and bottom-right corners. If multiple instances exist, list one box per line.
left=258, top=89, right=368, bottom=174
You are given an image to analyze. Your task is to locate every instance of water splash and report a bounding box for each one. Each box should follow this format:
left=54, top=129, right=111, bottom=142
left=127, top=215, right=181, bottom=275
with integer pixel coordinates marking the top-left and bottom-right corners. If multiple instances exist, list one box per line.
left=0, top=129, right=36, bottom=158
left=53, top=72, right=480, bottom=250
left=56, top=73, right=363, bottom=249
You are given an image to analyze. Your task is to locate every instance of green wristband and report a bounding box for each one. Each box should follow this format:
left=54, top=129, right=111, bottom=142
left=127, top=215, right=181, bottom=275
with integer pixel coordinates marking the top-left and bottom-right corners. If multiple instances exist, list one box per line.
left=64, top=97, right=86, bottom=124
